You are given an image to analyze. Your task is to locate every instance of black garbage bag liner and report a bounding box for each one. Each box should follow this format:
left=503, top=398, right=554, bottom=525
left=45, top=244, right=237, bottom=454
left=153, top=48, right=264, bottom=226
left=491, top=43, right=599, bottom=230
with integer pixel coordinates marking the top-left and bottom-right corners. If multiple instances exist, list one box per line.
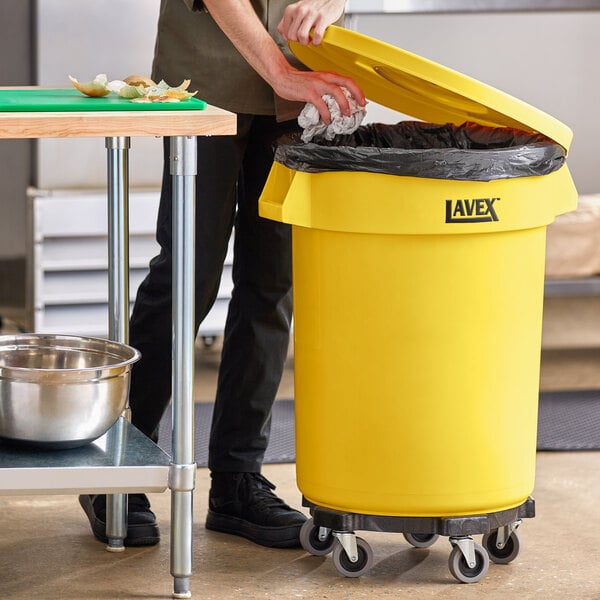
left=274, top=121, right=566, bottom=182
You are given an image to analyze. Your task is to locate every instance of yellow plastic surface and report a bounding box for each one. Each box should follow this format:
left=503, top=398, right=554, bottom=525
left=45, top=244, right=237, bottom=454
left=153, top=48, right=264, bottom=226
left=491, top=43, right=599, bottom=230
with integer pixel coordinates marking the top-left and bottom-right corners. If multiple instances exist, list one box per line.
left=259, top=167, right=576, bottom=516
left=260, top=162, right=577, bottom=235
left=292, top=223, right=546, bottom=516
left=290, top=26, right=573, bottom=151
left=258, top=26, right=579, bottom=517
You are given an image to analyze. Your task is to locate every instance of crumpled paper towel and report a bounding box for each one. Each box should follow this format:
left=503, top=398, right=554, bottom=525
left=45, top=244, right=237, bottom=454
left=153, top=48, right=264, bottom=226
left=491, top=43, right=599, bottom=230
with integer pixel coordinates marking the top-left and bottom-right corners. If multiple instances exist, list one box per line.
left=298, top=87, right=366, bottom=143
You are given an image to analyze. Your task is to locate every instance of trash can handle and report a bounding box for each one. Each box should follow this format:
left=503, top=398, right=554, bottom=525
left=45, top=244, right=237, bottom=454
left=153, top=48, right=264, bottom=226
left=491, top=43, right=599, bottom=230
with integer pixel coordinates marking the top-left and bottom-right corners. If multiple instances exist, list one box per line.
left=259, top=162, right=297, bottom=222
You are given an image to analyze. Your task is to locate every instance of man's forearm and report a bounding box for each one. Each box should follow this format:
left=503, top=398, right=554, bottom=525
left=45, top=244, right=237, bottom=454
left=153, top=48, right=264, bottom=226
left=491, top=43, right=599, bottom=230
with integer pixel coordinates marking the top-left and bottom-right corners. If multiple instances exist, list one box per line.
left=202, top=0, right=365, bottom=121
left=202, top=0, right=291, bottom=90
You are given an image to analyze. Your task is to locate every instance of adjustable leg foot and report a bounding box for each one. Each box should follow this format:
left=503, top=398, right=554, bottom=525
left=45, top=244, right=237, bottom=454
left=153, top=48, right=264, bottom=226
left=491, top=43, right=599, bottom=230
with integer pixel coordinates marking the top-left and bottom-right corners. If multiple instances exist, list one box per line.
left=173, top=576, right=191, bottom=599
left=106, top=538, right=126, bottom=553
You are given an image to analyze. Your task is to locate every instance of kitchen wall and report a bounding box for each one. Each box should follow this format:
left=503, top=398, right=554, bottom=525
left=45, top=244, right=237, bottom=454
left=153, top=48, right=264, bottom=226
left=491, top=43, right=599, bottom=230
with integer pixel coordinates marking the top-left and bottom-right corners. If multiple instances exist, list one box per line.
left=345, top=10, right=600, bottom=195
left=34, top=0, right=163, bottom=191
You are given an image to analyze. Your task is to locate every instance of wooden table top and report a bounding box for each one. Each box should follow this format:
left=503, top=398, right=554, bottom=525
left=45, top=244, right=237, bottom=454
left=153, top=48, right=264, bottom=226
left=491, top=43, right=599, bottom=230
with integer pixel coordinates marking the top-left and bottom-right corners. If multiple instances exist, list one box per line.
left=0, top=88, right=236, bottom=139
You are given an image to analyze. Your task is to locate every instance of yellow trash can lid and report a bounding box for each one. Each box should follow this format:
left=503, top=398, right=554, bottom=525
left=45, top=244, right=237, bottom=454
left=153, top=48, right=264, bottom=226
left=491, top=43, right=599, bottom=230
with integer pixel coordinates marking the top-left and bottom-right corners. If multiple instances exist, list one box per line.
left=290, top=26, right=572, bottom=151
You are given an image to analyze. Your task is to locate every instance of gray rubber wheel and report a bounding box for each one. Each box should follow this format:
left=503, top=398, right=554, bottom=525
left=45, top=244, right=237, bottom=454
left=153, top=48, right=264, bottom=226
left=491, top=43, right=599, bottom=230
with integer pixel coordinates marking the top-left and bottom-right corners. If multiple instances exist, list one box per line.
left=331, top=537, right=374, bottom=578
left=482, top=529, right=521, bottom=564
left=448, top=542, right=489, bottom=583
left=299, top=518, right=335, bottom=556
left=403, top=532, right=439, bottom=548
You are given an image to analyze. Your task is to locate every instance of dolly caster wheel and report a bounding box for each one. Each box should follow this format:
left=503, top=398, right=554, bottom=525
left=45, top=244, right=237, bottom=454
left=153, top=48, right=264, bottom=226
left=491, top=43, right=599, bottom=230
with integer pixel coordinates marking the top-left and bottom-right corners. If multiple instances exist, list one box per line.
left=482, top=528, right=522, bottom=564
left=332, top=536, right=373, bottom=578
left=403, top=532, right=439, bottom=548
left=300, top=518, right=335, bottom=556
left=448, top=539, right=489, bottom=583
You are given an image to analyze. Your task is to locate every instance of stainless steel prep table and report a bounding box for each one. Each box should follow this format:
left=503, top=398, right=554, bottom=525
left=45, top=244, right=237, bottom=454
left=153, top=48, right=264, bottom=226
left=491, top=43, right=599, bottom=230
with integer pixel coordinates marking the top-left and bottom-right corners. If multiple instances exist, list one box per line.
left=0, top=90, right=236, bottom=599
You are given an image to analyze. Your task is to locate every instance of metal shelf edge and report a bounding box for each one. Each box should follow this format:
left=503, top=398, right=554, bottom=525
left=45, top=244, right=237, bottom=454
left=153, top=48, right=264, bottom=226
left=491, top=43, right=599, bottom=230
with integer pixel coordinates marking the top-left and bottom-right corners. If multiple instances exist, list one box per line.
left=0, top=419, right=172, bottom=496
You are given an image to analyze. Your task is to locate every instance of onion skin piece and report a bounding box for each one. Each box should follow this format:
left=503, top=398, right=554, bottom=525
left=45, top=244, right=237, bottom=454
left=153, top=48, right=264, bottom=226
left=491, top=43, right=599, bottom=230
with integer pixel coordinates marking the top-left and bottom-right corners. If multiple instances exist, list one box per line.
left=68, top=74, right=110, bottom=98
left=123, top=74, right=156, bottom=87
left=107, top=80, right=147, bottom=99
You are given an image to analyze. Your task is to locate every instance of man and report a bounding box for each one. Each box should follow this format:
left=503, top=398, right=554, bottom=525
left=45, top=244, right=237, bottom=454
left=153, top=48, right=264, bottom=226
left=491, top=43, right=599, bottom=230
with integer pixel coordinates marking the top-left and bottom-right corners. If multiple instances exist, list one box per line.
left=80, top=0, right=364, bottom=549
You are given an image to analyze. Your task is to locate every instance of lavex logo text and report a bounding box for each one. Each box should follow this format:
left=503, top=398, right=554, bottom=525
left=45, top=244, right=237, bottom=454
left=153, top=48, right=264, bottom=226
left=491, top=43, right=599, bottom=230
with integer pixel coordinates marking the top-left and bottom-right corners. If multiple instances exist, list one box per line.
left=445, top=197, right=500, bottom=223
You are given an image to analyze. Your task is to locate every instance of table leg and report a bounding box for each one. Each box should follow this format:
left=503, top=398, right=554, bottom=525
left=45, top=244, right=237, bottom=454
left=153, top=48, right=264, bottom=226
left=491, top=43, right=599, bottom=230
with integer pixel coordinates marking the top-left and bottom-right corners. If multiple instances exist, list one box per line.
left=105, top=135, right=131, bottom=552
left=169, top=135, right=197, bottom=599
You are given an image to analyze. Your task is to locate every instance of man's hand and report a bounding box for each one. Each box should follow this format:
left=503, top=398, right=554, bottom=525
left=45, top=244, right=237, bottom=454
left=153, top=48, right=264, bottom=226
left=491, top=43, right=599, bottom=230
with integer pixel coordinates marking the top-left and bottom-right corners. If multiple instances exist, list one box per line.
left=277, top=0, right=346, bottom=45
left=272, top=67, right=365, bottom=125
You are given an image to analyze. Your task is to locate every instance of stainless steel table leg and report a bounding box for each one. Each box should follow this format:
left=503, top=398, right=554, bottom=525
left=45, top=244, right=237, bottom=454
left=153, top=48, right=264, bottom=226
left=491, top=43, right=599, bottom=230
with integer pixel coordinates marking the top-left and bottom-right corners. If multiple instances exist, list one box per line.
left=105, top=135, right=131, bottom=552
left=170, top=135, right=197, bottom=599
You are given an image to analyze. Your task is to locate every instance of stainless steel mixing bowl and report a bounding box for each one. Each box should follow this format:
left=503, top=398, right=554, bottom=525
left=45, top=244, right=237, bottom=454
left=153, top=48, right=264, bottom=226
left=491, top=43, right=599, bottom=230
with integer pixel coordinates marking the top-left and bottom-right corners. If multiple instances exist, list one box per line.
left=0, top=334, right=141, bottom=449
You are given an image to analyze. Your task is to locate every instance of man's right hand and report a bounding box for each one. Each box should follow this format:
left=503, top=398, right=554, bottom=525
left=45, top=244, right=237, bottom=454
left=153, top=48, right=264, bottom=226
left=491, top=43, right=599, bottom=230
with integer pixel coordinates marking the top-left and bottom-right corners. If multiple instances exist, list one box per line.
left=271, top=66, right=365, bottom=125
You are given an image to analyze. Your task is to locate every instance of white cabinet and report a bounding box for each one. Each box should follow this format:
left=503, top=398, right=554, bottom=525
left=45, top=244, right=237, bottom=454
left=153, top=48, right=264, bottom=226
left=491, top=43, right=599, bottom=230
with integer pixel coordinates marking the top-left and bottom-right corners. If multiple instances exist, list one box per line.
left=28, top=189, right=232, bottom=339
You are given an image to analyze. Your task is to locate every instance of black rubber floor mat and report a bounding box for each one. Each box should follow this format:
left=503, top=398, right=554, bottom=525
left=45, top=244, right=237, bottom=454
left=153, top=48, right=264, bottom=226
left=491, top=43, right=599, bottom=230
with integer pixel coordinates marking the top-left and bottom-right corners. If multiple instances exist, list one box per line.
left=537, top=390, right=600, bottom=451
left=158, top=399, right=296, bottom=466
left=157, top=391, right=600, bottom=463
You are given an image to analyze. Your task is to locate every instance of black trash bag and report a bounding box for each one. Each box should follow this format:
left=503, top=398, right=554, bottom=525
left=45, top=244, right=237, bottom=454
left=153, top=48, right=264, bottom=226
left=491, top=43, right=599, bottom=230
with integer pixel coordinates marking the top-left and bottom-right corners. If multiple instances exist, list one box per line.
left=274, top=121, right=566, bottom=182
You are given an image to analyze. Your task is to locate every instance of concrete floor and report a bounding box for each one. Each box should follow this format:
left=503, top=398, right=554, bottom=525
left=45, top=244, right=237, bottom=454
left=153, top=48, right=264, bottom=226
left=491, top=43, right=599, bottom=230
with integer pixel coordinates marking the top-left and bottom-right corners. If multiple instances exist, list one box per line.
left=1, top=452, right=599, bottom=600
left=0, top=337, right=599, bottom=599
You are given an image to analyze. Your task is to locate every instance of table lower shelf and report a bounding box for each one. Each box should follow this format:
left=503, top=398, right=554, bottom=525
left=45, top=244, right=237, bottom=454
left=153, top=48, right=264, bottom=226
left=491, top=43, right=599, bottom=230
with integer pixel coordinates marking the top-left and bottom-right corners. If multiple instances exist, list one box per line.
left=0, top=418, right=170, bottom=495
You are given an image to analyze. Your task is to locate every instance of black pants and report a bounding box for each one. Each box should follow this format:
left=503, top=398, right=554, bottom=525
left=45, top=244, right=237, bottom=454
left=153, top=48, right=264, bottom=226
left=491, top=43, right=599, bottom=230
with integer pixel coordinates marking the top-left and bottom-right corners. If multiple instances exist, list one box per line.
left=128, top=114, right=297, bottom=473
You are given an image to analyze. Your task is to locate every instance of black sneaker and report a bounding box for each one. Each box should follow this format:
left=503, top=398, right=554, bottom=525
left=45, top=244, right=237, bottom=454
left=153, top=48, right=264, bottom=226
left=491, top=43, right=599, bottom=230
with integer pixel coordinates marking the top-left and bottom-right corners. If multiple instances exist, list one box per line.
left=205, top=472, right=307, bottom=548
left=79, top=494, right=160, bottom=547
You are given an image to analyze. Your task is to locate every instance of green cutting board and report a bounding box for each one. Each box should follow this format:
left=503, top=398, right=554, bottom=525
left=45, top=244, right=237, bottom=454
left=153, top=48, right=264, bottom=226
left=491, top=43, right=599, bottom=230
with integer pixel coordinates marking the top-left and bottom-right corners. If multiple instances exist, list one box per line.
left=0, top=89, right=207, bottom=112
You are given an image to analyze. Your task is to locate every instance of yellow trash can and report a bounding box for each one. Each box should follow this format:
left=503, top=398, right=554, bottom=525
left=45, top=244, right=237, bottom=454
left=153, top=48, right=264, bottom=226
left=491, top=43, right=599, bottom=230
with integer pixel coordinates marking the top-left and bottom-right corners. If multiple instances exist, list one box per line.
left=259, top=26, right=577, bottom=582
